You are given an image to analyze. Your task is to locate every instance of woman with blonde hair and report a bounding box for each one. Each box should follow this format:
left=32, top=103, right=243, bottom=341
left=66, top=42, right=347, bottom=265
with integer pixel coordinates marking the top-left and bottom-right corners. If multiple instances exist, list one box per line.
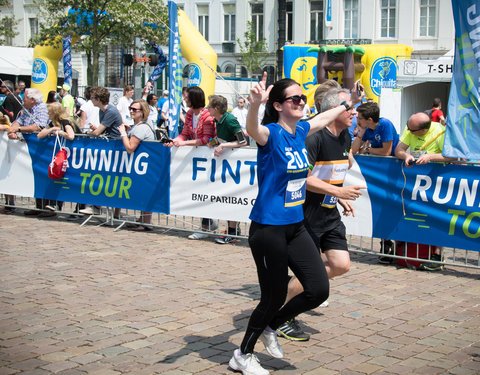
left=0, top=112, right=11, bottom=131
left=118, top=99, right=156, bottom=230
left=38, top=102, right=79, bottom=140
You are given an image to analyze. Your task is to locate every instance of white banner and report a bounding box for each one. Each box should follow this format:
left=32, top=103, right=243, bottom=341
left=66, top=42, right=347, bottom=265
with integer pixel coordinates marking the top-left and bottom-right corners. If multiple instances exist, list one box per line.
left=169, top=146, right=259, bottom=222
left=397, top=59, right=453, bottom=81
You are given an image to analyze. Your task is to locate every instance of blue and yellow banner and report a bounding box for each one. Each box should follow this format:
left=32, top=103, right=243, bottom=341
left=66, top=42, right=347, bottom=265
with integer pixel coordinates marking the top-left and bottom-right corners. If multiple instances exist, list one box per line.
left=168, top=0, right=183, bottom=138
left=443, top=0, right=480, bottom=160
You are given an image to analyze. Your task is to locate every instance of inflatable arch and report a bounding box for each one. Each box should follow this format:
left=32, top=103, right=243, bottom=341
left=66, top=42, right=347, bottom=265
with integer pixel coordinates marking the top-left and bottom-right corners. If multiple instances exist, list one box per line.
left=31, top=8, right=217, bottom=102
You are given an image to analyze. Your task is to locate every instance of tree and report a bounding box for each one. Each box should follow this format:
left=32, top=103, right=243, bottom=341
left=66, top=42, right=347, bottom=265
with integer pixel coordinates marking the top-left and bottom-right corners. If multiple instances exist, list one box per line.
left=0, top=0, right=18, bottom=45
left=237, top=21, right=269, bottom=79
left=31, top=0, right=169, bottom=86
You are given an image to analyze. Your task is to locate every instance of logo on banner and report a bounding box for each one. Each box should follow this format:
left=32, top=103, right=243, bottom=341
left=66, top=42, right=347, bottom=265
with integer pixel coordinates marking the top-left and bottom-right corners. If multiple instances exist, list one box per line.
left=187, top=63, right=202, bottom=86
left=369, top=57, right=397, bottom=97
left=32, top=58, right=48, bottom=84
left=289, top=57, right=318, bottom=91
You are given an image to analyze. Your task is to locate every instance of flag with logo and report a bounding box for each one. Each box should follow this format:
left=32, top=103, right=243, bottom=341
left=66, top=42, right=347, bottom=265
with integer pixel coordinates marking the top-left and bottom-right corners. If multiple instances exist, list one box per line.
left=168, top=0, right=183, bottom=138
left=62, top=35, right=72, bottom=87
left=443, top=0, right=480, bottom=160
left=148, top=43, right=168, bottom=83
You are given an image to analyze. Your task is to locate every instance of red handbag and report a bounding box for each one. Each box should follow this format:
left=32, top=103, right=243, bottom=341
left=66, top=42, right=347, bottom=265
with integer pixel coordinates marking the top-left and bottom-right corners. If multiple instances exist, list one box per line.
left=48, top=132, right=69, bottom=180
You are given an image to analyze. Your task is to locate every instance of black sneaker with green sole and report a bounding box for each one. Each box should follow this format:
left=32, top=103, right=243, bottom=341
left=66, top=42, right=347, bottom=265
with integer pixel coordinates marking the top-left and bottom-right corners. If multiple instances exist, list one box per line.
left=276, top=319, right=310, bottom=341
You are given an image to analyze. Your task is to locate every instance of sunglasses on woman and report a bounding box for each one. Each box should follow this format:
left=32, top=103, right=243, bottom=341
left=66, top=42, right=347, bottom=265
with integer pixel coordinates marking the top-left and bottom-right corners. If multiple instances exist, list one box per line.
left=283, top=95, right=307, bottom=105
left=129, top=106, right=141, bottom=112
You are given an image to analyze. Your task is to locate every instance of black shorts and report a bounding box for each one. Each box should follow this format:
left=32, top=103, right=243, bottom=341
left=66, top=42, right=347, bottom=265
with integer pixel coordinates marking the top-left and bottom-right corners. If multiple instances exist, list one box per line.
left=306, top=220, right=348, bottom=253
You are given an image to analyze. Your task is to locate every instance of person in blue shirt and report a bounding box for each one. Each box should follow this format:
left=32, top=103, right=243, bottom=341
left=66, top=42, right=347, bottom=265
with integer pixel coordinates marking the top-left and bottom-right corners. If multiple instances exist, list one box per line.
left=229, top=72, right=350, bottom=375
left=352, top=102, right=399, bottom=156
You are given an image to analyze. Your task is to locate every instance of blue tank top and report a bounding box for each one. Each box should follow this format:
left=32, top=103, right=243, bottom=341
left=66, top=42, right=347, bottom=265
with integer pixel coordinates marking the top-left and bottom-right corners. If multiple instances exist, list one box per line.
left=249, top=121, right=311, bottom=225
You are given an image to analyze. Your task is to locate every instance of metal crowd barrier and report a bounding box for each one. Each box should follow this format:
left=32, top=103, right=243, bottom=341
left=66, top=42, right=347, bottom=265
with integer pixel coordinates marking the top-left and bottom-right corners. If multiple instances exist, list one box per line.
left=2, top=194, right=479, bottom=271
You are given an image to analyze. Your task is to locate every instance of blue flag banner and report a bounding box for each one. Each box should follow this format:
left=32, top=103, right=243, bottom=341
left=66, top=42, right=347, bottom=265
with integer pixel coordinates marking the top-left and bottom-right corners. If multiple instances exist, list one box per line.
left=443, top=0, right=480, bottom=160
left=62, top=35, right=72, bottom=87
left=148, top=43, right=168, bottom=83
left=168, top=0, right=183, bottom=139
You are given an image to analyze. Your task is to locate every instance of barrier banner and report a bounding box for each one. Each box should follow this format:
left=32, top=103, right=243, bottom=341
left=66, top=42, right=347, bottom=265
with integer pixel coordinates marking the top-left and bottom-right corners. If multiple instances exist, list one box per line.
left=0, top=134, right=170, bottom=213
left=169, top=146, right=258, bottom=222
left=1, top=134, right=479, bottom=251
left=343, top=156, right=480, bottom=251
left=443, top=0, right=480, bottom=160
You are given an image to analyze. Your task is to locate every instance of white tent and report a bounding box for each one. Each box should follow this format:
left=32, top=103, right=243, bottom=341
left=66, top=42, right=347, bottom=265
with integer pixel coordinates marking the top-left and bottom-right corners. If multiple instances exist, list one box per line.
left=0, top=46, right=34, bottom=76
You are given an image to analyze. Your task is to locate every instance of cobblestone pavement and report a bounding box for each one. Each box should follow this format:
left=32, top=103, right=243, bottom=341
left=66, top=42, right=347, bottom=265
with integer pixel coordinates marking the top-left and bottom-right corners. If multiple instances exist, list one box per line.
left=1, top=213, right=479, bottom=375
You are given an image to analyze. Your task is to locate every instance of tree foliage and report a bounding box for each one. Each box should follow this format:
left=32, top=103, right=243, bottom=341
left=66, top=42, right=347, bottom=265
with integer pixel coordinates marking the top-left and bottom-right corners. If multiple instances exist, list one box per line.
left=237, top=21, right=269, bottom=78
left=31, top=0, right=169, bottom=85
left=0, top=0, right=19, bottom=45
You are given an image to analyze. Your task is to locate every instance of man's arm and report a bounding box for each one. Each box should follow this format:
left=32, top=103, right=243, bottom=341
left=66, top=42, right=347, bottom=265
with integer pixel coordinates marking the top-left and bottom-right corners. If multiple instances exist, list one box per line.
left=87, top=124, right=107, bottom=136
left=369, top=140, right=392, bottom=156
left=416, top=153, right=455, bottom=165
left=306, top=175, right=365, bottom=200
left=395, top=141, right=415, bottom=166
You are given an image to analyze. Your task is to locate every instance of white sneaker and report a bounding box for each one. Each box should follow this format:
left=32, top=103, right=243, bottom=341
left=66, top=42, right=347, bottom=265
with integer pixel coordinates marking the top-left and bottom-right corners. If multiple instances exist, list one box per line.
left=45, top=205, right=56, bottom=211
left=188, top=232, right=209, bottom=240
left=79, top=206, right=101, bottom=215
left=229, top=349, right=269, bottom=375
left=260, top=329, right=284, bottom=358
left=319, top=299, right=329, bottom=308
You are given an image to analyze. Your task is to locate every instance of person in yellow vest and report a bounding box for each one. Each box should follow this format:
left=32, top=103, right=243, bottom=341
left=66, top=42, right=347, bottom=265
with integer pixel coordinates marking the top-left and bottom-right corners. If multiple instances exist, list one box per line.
left=58, top=83, right=75, bottom=118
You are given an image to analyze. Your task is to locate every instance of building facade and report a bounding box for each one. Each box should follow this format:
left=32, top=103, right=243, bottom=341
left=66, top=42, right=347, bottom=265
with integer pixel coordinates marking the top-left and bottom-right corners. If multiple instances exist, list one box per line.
left=179, top=0, right=455, bottom=77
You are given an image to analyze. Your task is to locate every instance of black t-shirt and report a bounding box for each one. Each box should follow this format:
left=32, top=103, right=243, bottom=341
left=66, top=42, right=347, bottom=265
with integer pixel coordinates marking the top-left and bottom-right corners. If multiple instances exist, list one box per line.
left=3, top=94, right=22, bottom=121
left=303, top=127, right=352, bottom=233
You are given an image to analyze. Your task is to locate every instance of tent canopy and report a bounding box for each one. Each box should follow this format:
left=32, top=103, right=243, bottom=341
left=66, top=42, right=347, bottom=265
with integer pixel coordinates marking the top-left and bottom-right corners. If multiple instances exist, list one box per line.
left=0, top=46, right=34, bottom=76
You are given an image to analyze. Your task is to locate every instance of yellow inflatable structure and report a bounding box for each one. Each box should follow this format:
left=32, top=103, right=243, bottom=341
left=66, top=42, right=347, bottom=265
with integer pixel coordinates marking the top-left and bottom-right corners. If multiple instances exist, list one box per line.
left=178, top=9, right=217, bottom=100
left=283, top=44, right=413, bottom=106
left=31, top=42, right=64, bottom=100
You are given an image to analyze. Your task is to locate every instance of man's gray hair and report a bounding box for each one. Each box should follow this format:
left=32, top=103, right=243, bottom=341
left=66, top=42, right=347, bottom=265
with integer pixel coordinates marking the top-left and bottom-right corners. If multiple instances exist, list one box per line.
left=320, top=88, right=350, bottom=113
left=3, top=80, right=14, bottom=92
left=25, top=88, right=44, bottom=104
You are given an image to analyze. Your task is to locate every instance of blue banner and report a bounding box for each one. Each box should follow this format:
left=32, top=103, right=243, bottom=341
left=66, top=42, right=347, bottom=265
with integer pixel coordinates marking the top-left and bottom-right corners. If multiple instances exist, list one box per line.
left=355, top=156, right=480, bottom=251
left=62, top=35, right=72, bottom=87
left=23, top=135, right=170, bottom=213
left=168, top=0, right=183, bottom=139
left=148, top=43, right=168, bottom=83
left=443, top=0, right=480, bottom=160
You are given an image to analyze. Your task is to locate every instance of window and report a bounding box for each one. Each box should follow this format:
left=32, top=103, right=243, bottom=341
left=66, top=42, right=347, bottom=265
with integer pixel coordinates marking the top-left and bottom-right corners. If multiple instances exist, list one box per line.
left=419, top=0, right=436, bottom=37
left=224, top=64, right=235, bottom=75
left=380, top=0, right=396, bottom=38
left=198, top=4, right=209, bottom=40
left=286, top=1, right=293, bottom=42
left=344, top=0, right=359, bottom=38
left=251, top=3, right=264, bottom=41
left=4, top=20, right=13, bottom=45
left=224, top=4, right=235, bottom=41
left=29, top=18, right=39, bottom=38
left=310, top=1, right=324, bottom=42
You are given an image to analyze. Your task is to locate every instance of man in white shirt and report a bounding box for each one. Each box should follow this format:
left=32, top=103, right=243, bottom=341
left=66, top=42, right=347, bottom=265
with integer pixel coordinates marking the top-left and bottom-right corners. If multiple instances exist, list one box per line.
left=231, top=97, right=248, bottom=131
left=79, top=87, right=100, bottom=133
left=116, top=85, right=134, bottom=126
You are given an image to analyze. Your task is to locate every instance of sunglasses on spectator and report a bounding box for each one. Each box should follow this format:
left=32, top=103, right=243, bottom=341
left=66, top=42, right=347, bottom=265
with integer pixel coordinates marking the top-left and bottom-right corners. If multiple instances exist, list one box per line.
left=129, top=107, right=141, bottom=112
left=283, top=95, right=307, bottom=105
left=407, top=125, right=425, bottom=133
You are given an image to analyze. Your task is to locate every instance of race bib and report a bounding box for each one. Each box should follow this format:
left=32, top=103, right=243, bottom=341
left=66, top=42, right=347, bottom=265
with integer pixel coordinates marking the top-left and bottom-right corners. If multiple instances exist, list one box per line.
left=321, top=194, right=338, bottom=208
left=285, top=178, right=307, bottom=207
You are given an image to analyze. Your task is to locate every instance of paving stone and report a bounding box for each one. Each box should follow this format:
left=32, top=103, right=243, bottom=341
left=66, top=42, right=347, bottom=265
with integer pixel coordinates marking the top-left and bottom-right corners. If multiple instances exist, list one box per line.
left=0, top=214, right=479, bottom=374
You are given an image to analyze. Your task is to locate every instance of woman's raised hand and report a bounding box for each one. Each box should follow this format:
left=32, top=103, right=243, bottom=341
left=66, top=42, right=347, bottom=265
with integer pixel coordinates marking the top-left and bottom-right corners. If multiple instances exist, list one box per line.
left=249, top=72, right=272, bottom=106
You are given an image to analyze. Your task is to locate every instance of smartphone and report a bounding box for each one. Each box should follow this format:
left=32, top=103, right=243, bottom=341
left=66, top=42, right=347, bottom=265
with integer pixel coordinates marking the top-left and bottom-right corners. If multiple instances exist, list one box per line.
left=235, top=130, right=247, bottom=145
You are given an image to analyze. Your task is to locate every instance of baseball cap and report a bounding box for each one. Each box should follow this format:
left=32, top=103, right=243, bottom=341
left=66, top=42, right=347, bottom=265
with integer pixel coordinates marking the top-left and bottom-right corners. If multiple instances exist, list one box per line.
left=57, top=83, right=71, bottom=91
left=163, top=90, right=169, bottom=96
